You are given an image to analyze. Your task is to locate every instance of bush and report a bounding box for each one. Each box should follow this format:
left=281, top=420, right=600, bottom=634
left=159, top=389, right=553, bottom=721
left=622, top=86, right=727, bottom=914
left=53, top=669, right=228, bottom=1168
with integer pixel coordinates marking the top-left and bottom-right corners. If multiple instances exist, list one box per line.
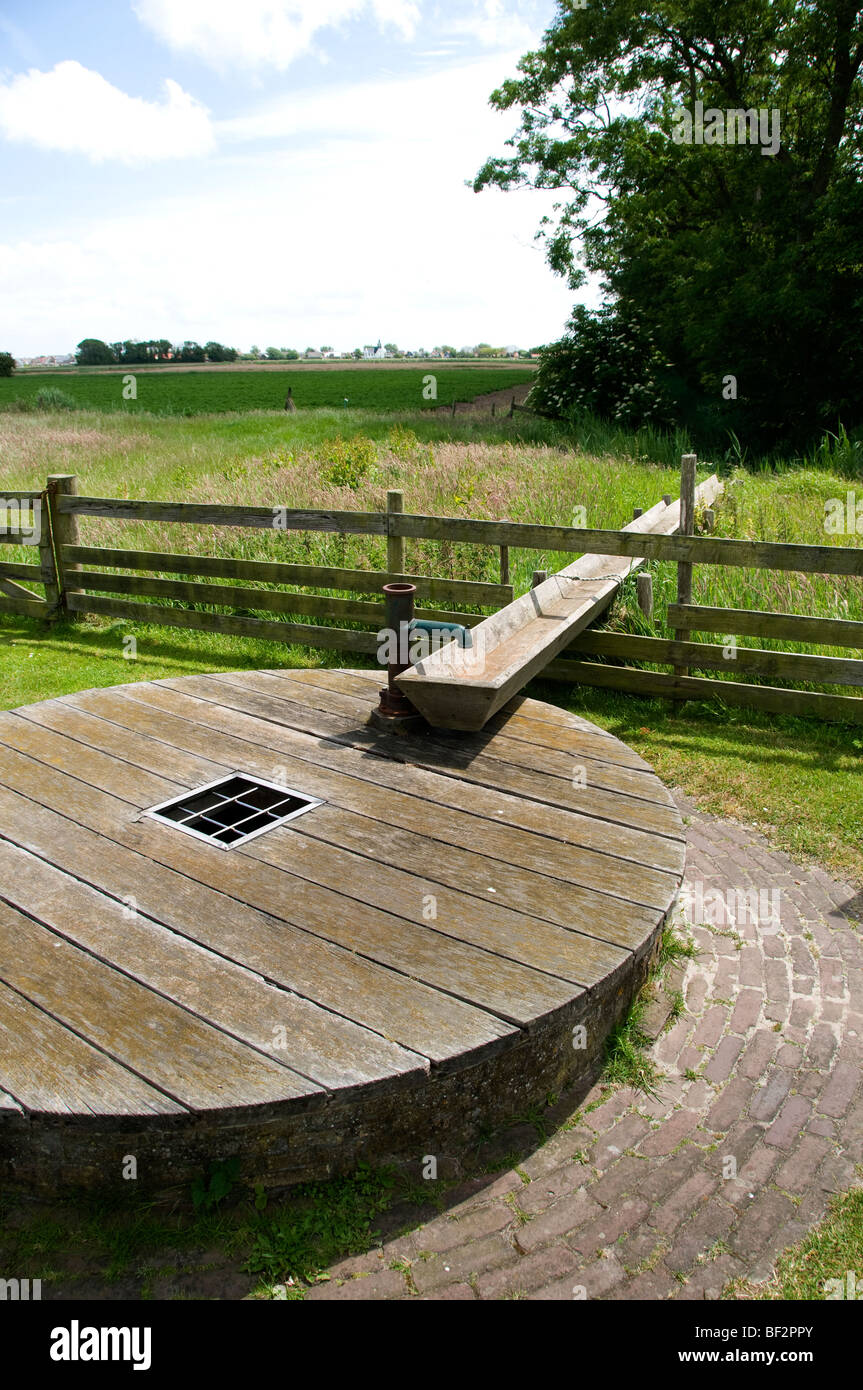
left=528, top=304, right=678, bottom=430
left=34, top=387, right=78, bottom=411
left=385, top=425, right=421, bottom=460
left=0, top=351, right=14, bottom=377
left=317, top=435, right=378, bottom=488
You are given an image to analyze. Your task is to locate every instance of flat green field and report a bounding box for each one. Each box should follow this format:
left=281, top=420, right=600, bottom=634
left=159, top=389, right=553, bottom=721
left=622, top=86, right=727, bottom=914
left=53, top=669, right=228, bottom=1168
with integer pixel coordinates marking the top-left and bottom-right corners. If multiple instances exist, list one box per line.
left=0, top=364, right=533, bottom=415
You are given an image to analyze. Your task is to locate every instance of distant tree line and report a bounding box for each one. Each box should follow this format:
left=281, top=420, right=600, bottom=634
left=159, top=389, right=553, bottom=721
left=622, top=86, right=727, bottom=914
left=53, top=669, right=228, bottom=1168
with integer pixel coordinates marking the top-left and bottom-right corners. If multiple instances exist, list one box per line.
left=75, top=338, right=238, bottom=366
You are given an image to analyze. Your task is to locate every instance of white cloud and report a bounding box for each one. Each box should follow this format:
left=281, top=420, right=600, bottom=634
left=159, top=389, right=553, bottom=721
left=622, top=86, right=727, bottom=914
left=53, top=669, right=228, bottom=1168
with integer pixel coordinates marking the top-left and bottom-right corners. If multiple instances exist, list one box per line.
left=448, top=0, right=538, bottom=50
left=133, top=0, right=421, bottom=71
left=0, top=61, right=214, bottom=163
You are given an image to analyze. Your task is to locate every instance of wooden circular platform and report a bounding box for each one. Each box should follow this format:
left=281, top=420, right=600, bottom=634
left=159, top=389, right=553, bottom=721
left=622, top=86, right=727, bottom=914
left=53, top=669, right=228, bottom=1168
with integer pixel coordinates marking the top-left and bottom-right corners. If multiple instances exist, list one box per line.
left=0, top=668, right=685, bottom=1192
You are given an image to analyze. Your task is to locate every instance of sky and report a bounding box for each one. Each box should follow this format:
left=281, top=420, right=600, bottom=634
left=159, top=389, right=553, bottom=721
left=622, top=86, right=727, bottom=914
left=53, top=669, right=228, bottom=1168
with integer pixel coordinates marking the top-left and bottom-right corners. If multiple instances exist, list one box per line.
left=0, top=0, right=582, bottom=357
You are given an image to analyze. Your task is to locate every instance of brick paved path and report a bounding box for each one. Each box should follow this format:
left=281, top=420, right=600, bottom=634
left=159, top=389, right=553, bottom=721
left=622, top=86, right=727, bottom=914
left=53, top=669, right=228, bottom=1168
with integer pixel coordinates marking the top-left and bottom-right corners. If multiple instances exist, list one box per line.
left=306, top=793, right=863, bottom=1301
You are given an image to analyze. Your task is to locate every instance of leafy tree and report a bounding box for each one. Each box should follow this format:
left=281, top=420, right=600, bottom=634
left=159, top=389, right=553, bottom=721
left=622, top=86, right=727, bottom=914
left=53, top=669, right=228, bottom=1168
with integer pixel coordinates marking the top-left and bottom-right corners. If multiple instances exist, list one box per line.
left=0, top=351, right=15, bottom=376
left=283, top=348, right=300, bottom=360
left=75, top=338, right=116, bottom=366
left=176, top=340, right=205, bottom=363
left=352, top=348, right=363, bottom=359
left=205, top=341, right=236, bottom=362
left=475, top=0, right=863, bottom=449
left=265, top=347, right=284, bottom=360
left=321, top=345, right=333, bottom=354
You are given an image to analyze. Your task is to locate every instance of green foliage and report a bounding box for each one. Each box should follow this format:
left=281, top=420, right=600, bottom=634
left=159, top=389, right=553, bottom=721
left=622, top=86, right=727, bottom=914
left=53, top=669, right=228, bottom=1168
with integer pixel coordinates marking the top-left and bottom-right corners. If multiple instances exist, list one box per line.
left=475, top=1, right=863, bottom=450
left=34, top=387, right=78, bottom=411
left=75, top=338, right=115, bottom=366
left=0, top=352, right=14, bottom=377
left=317, top=434, right=378, bottom=487
left=244, top=1162, right=396, bottom=1285
left=190, top=1157, right=242, bottom=1212
left=385, top=424, right=421, bottom=459
left=529, top=305, right=678, bottom=430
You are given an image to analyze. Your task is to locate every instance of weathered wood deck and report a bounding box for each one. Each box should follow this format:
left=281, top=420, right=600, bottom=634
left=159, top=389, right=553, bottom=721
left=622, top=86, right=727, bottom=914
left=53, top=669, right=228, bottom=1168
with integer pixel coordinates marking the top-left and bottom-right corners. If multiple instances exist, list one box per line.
left=0, top=668, right=685, bottom=1191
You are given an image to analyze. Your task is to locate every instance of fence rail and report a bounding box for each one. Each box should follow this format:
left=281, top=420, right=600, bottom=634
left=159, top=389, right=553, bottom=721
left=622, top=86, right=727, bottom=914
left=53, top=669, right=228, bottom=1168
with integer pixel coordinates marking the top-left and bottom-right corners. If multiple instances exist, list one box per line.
left=2, top=465, right=861, bottom=725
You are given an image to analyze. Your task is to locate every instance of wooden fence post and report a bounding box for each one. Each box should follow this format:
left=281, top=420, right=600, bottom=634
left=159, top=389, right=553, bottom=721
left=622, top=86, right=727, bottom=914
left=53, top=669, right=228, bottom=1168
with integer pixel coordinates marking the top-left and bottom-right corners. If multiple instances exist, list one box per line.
left=387, top=489, right=405, bottom=576
left=500, top=545, right=510, bottom=586
left=37, top=490, right=60, bottom=616
left=46, top=474, right=81, bottom=616
left=532, top=570, right=548, bottom=588
left=674, top=454, right=697, bottom=678
left=633, top=507, right=643, bottom=520
left=637, top=572, right=654, bottom=621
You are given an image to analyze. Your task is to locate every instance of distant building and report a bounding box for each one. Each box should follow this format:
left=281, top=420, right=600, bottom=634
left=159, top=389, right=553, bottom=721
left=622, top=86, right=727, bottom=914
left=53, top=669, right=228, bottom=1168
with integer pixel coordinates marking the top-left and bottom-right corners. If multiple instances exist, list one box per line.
left=304, top=349, right=323, bottom=360
left=363, top=340, right=388, bottom=360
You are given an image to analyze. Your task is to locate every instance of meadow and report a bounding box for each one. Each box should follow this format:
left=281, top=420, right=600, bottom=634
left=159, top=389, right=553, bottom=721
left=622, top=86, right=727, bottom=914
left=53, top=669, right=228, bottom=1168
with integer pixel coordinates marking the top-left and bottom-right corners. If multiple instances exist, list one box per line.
left=0, top=364, right=533, bottom=415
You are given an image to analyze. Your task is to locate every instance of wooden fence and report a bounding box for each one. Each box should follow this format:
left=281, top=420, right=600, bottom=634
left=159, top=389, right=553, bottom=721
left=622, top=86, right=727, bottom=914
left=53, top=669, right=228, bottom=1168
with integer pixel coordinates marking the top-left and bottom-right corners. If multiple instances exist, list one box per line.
left=0, top=486, right=58, bottom=619
left=2, top=461, right=862, bottom=722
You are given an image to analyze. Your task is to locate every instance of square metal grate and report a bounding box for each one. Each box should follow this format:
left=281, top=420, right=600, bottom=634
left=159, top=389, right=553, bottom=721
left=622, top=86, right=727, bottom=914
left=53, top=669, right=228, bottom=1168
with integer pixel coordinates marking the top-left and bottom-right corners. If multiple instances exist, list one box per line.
left=146, top=774, right=323, bottom=849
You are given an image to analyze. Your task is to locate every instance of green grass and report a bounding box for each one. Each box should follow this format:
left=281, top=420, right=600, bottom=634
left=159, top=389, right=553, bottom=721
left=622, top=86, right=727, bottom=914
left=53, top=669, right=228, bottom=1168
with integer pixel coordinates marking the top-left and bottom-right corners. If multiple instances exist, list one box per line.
left=601, top=924, right=694, bottom=1095
left=0, top=365, right=532, bottom=415
left=725, top=1185, right=863, bottom=1300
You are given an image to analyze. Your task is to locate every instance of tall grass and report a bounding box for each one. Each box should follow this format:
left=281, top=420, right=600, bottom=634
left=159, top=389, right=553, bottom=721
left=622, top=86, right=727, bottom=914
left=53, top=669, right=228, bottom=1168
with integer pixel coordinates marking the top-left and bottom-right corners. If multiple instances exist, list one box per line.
left=2, top=407, right=861, bottom=681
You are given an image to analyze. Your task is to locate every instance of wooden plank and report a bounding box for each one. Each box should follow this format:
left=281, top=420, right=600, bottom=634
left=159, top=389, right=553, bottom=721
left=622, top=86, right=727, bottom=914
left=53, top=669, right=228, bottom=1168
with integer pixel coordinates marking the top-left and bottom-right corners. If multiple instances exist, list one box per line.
left=4, top=716, right=627, bottom=988
left=215, top=667, right=682, bottom=822
left=128, top=673, right=680, bottom=907
left=66, top=592, right=380, bottom=654
left=0, top=533, right=39, bottom=547
left=23, top=687, right=677, bottom=952
left=72, top=569, right=482, bottom=628
left=0, top=733, right=571, bottom=1031
left=0, top=576, right=42, bottom=603
left=0, top=839, right=421, bottom=1094
left=0, top=898, right=309, bottom=1110
left=22, top=687, right=662, bottom=955
left=668, top=604, right=863, bottom=650
left=0, top=490, right=44, bottom=501
left=0, top=981, right=184, bottom=1116
left=61, top=547, right=513, bottom=607
left=59, top=496, right=387, bottom=534
left=675, top=454, right=697, bottom=677
left=0, top=778, right=512, bottom=1066
left=393, top=512, right=863, bottom=575
left=0, top=596, right=46, bottom=618
left=0, top=561, right=48, bottom=582
left=396, top=479, right=723, bottom=730
left=543, top=659, right=863, bottom=722
left=566, top=631, right=863, bottom=687
left=155, top=665, right=683, bottom=839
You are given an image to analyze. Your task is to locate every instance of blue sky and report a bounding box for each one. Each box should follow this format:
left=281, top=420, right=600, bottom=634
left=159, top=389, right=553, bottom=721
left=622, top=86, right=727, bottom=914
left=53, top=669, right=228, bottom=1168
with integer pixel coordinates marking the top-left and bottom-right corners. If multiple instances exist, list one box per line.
left=0, top=0, right=581, bottom=356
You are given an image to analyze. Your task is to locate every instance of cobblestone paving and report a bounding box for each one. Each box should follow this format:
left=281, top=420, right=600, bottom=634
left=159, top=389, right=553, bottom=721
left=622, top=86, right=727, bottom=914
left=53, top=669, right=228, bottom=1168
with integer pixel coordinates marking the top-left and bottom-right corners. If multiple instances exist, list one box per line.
left=308, top=793, right=863, bottom=1301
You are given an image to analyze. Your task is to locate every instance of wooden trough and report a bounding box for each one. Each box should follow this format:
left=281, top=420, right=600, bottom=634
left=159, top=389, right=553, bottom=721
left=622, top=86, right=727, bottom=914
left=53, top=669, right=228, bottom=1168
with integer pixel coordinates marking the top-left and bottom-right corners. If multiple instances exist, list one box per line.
left=0, top=668, right=684, bottom=1193
left=396, top=475, right=723, bottom=730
